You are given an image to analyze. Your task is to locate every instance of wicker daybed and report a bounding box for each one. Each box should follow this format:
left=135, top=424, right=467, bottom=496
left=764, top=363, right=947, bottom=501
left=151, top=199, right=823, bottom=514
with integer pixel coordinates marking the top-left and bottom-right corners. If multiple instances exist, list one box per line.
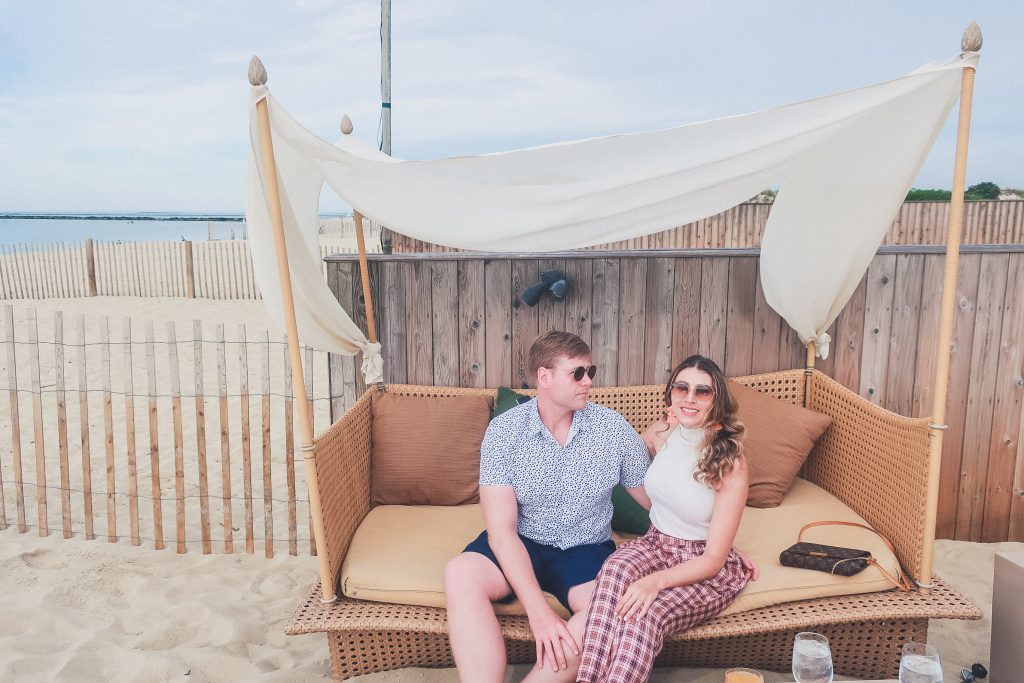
left=286, top=368, right=982, bottom=681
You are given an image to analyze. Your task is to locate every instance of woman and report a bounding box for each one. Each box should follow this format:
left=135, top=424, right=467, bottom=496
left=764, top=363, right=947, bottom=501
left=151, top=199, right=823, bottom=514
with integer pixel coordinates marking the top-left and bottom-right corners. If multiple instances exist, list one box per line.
left=576, top=355, right=750, bottom=683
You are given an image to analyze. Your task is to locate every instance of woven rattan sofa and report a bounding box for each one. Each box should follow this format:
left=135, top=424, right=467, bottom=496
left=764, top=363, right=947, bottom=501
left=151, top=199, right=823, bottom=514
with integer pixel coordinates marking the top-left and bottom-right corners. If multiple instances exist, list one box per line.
left=286, top=369, right=981, bottom=681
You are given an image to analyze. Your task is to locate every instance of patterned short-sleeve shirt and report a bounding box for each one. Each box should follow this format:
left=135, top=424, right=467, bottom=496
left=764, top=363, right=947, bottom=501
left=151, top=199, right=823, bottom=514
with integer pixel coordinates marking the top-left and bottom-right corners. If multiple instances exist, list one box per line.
left=480, top=399, right=650, bottom=550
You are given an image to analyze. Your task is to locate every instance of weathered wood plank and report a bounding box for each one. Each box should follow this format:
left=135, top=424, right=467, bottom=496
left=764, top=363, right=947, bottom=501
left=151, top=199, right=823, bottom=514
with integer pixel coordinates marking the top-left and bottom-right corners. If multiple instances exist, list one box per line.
left=76, top=314, right=94, bottom=539
left=537, top=258, right=567, bottom=336
left=858, top=255, right=897, bottom=405
left=935, top=254, right=982, bottom=539
left=564, top=259, right=593, bottom=352
left=617, top=258, right=647, bottom=385
left=167, top=321, right=187, bottom=553
left=484, top=259, right=513, bottom=388
left=750, top=263, right=782, bottom=376
left=884, top=254, right=925, bottom=416
left=698, top=258, right=729, bottom=364
left=910, top=255, right=945, bottom=418
left=511, top=260, right=541, bottom=389
left=643, top=258, right=675, bottom=383
left=261, top=331, right=273, bottom=558
left=217, top=324, right=233, bottom=553
left=956, top=253, right=1009, bottom=541
left=144, top=321, right=163, bottom=548
left=590, top=259, right=620, bottom=385
left=54, top=311, right=72, bottom=538
left=238, top=324, right=254, bottom=554
left=193, top=321, right=211, bottom=554
left=724, top=257, right=757, bottom=377
left=28, top=308, right=47, bottom=536
left=5, top=306, right=25, bottom=531
left=431, top=261, right=459, bottom=387
left=671, top=258, right=702, bottom=366
left=283, top=337, right=297, bottom=556
left=981, top=252, right=1024, bottom=541
left=378, top=260, right=407, bottom=385
left=122, top=319, right=140, bottom=546
left=457, top=261, right=486, bottom=388
left=405, top=261, right=434, bottom=385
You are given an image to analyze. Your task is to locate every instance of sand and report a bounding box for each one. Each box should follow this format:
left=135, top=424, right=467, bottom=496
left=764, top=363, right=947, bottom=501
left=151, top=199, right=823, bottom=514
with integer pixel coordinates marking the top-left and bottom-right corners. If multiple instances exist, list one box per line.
left=0, top=296, right=1017, bottom=681
left=1, top=531, right=1016, bottom=682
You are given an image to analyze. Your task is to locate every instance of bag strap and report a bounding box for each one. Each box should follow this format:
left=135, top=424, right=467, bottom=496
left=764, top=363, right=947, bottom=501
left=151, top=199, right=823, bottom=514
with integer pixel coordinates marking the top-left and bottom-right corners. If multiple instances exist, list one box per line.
left=798, top=520, right=914, bottom=592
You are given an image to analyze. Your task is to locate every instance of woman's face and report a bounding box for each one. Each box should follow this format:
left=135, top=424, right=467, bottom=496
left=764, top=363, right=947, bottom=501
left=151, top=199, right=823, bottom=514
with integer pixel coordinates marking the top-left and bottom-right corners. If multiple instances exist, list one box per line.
left=668, top=366, right=716, bottom=430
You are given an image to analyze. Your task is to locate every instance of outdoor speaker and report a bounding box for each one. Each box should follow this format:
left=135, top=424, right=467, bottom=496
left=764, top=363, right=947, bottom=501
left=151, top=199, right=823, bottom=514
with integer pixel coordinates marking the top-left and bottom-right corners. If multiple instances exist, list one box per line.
left=520, top=270, right=569, bottom=307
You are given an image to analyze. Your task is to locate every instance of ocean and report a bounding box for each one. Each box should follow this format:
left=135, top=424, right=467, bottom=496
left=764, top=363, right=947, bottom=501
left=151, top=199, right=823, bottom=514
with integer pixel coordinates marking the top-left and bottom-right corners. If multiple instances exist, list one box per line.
left=0, top=214, right=247, bottom=245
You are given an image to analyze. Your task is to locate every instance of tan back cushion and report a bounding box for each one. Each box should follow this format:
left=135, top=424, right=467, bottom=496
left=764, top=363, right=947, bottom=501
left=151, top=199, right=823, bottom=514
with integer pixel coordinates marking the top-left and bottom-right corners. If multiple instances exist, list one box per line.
left=370, top=392, right=492, bottom=506
left=729, top=381, right=832, bottom=507
left=340, top=478, right=903, bottom=618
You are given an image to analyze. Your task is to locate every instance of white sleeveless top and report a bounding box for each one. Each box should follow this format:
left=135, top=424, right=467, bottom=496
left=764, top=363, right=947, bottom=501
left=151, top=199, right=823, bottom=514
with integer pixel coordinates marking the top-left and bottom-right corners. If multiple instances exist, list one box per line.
left=645, top=425, right=716, bottom=541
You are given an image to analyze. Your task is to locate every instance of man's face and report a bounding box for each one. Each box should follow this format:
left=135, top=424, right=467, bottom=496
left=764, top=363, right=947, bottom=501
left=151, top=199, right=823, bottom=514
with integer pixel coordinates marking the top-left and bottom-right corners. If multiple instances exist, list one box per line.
left=538, top=354, right=593, bottom=411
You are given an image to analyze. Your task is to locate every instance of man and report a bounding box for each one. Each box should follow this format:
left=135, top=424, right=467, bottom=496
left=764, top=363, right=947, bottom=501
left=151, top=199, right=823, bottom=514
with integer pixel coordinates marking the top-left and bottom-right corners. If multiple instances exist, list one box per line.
left=444, top=331, right=651, bottom=683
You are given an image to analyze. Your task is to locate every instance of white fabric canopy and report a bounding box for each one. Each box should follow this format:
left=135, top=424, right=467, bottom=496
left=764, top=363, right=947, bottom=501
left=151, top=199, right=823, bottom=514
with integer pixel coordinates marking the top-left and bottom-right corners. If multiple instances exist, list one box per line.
left=246, top=51, right=976, bottom=375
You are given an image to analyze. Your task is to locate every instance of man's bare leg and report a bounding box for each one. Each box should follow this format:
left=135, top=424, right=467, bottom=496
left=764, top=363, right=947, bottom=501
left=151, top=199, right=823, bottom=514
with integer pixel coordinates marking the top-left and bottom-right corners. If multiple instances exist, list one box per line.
left=445, top=552, right=514, bottom=683
left=522, top=580, right=596, bottom=683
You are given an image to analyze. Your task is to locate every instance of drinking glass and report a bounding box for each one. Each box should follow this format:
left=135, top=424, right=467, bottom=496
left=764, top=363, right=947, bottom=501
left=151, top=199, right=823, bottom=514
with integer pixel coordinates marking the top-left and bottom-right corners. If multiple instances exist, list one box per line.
left=899, top=642, right=943, bottom=683
left=791, top=632, right=834, bottom=683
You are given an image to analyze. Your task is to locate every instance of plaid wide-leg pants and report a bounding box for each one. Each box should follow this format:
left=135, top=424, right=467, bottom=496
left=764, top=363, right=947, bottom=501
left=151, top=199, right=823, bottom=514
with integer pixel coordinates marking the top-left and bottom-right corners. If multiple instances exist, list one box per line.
left=577, top=527, right=749, bottom=683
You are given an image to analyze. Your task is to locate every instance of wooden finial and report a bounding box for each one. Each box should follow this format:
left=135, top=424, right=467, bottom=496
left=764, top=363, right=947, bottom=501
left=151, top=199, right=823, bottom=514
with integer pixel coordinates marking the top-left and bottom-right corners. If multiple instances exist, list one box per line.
left=248, top=56, right=268, bottom=86
left=340, top=115, right=353, bottom=135
left=961, top=22, right=982, bottom=52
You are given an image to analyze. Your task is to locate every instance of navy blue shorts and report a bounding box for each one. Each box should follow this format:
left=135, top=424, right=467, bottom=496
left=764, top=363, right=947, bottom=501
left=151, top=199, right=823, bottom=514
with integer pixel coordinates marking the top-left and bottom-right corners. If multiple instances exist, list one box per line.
left=463, top=530, right=615, bottom=611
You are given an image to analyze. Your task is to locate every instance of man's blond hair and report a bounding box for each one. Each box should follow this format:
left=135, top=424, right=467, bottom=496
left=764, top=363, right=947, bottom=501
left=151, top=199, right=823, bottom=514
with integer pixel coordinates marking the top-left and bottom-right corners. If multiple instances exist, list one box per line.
left=527, top=331, right=591, bottom=383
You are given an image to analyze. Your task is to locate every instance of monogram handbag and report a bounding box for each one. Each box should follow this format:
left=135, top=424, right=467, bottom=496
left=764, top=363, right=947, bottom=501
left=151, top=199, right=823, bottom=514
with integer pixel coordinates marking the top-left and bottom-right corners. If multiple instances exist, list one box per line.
left=779, top=521, right=914, bottom=591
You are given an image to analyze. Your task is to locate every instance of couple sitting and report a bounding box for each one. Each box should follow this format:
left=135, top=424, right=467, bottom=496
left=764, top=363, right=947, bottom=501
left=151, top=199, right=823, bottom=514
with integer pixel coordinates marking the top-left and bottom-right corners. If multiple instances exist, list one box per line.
left=445, top=331, right=759, bottom=683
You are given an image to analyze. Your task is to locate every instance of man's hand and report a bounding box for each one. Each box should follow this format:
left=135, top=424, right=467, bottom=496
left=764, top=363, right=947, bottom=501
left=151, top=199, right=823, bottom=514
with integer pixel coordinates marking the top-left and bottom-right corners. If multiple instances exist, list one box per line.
left=735, top=547, right=759, bottom=581
left=528, top=604, right=579, bottom=672
left=614, top=573, right=662, bottom=622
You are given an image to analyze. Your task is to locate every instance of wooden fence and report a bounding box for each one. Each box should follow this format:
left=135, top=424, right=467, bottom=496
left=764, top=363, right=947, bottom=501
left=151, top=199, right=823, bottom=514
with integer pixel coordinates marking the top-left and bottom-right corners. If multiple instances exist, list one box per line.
left=326, top=246, right=1024, bottom=543
left=0, top=235, right=381, bottom=301
left=0, top=305, right=355, bottom=555
left=393, top=200, right=1024, bottom=252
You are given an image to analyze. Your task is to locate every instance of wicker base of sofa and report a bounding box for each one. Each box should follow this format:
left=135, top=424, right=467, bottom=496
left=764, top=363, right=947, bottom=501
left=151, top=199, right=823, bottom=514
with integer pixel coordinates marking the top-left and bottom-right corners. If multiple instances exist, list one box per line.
left=287, top=576, right=981, bottom=681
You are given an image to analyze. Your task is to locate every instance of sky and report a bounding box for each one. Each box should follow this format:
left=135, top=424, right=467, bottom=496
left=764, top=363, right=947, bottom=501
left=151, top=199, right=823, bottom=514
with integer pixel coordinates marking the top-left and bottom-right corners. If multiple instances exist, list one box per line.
left=0, top=1, right=1020, bottom=214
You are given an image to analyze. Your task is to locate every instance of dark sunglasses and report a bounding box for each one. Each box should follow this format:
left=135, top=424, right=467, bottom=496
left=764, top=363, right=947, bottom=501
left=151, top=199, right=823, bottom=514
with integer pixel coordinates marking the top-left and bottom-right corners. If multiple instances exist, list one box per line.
left=670, top=381, right=714, bottom=402
left=551, top=364, right=597, bottom=382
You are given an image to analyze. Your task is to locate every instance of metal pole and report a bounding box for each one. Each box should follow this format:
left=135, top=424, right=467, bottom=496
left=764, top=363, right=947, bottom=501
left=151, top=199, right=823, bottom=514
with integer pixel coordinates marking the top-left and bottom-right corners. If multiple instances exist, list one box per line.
left=249, top=56, right=337, bottom=603
left=920, top=22, right=982, bottom=594
left=378, top=0, right=394, bottom=253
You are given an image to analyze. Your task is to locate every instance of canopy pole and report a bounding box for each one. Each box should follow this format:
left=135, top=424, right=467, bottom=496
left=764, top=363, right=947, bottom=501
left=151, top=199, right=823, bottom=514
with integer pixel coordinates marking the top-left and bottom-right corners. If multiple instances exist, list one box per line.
left=921, top=23, right=981, bottom=595
left=352, top=214, right=377, bottom=343
left=803, top=342, right=816, bottom=409
left=249, top=56, right=336, bottom=603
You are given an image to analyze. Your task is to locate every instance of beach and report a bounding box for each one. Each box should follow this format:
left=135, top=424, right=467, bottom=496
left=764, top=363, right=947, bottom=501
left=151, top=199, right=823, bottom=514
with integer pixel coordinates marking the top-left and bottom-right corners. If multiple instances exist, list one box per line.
left=0, top=296, right=1015, bottom=681
left=1, top=529, right=1012, bottom=682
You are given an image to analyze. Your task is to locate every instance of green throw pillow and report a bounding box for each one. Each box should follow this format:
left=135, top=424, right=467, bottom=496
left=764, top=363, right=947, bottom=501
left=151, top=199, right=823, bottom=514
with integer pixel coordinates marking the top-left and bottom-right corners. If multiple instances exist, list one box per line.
left=491, top=386, right=531, bottom=420
left=611, top=485, right=650, bottom=535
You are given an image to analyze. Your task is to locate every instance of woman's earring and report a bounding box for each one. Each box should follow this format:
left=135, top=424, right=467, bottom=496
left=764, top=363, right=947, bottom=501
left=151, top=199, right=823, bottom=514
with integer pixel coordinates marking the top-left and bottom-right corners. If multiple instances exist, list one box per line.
left=665, top=408, right=678, bottom=425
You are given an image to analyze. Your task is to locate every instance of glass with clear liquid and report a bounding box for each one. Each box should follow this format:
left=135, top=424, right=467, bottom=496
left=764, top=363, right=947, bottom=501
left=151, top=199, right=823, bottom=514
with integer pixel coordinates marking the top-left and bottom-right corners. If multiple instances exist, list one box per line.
left=899, top=643, right=943, bottom=683
left=792, top=632, right=833, bottom=683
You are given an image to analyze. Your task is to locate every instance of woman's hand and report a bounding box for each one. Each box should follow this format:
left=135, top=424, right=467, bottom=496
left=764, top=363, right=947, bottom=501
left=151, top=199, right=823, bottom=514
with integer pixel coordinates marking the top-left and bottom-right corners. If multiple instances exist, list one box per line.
left=614, top=573, right=663, bottom=621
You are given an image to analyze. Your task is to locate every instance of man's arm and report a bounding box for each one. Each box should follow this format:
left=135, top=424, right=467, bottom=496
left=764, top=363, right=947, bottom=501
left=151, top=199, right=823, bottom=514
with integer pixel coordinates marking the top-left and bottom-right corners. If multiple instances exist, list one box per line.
left=480, top=485, right=579, bottom=672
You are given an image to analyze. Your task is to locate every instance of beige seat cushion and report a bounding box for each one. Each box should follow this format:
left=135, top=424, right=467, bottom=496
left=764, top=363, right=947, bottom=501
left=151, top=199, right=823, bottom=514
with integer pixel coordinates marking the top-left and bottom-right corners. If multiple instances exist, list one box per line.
left=341, top=478, right=904, bottom=618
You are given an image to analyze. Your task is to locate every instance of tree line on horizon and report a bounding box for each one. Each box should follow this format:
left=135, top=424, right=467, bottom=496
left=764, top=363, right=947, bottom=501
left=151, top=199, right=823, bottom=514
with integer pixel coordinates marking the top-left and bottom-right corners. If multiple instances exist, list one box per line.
left=749, top=182, right=1021, bottom=204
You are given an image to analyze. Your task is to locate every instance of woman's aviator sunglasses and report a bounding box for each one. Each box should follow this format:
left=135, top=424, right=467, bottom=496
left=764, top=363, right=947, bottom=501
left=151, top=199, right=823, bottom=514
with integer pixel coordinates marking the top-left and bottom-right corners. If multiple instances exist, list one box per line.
left=670, top=381, right=715, bottom=402
left=551, top=364, right=598, bottom=382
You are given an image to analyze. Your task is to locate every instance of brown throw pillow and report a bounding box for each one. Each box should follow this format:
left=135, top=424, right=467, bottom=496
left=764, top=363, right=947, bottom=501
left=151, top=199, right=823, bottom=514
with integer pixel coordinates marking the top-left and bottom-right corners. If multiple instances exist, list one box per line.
left=727, top=381, right=832, bottom=508
left=370, top=392, right=492, bottom=506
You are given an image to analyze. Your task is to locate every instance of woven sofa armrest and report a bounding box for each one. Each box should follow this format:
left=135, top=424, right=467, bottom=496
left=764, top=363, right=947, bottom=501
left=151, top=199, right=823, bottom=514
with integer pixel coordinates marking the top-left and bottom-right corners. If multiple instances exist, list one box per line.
left=803, top=370, right=932, bottom=583
left=313, top=387, right=374, bottom=593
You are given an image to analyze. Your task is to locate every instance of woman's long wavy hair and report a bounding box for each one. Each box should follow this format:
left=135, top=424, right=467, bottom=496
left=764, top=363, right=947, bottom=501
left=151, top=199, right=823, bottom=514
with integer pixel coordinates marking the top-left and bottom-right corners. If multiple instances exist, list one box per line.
left=661, top=355, right=744, bottom=489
